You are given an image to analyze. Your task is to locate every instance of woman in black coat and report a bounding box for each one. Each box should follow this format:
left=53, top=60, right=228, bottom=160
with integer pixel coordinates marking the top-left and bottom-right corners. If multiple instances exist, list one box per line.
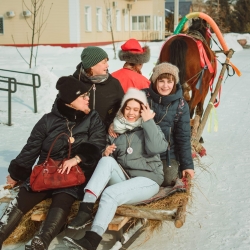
left=0, top=76, right=106, bottom=250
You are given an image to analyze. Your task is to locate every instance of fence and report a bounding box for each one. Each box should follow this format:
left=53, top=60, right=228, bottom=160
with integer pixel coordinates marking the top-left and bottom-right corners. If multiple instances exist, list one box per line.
left=0, top=69, right=41, bottom=126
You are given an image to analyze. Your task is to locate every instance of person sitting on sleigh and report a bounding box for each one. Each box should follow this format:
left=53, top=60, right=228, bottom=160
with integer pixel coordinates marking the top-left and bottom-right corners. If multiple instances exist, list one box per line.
left=144, top=62, right=195, bottom=187
left=63, top=88, right=168, bottom=250
left=0, top=76, right=106, bottom=250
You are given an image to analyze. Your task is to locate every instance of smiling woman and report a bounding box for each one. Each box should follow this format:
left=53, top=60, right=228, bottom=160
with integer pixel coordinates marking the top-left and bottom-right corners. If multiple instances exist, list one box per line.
left=143, top=62, right=194, bottom=188
left=121, top=99, right=142, bottom=122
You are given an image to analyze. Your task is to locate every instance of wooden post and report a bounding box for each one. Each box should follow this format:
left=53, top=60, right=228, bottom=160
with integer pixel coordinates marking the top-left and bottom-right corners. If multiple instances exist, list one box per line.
left=115, top=206, right=174, bottom=221
left=192, top=49, right=235, bottom=147
left=174, top=198, right=188, bottom=228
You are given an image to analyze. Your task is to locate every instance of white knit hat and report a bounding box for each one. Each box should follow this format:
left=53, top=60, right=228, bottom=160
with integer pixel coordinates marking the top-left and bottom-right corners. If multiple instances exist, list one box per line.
left=120, top=88, right=147, bottom=109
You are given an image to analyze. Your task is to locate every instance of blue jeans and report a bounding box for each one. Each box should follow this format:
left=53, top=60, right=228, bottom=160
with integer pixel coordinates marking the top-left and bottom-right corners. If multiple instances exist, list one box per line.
left=85, top=157, right=160, bottom=233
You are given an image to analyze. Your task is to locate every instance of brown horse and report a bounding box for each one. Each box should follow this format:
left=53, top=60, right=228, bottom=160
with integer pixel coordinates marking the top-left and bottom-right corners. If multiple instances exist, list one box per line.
left=158, top=18, right=217, bottom=119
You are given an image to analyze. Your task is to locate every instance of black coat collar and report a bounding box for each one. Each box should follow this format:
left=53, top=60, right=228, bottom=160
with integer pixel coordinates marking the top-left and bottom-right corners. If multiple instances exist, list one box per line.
left=56, top=98, right=87, bottom=122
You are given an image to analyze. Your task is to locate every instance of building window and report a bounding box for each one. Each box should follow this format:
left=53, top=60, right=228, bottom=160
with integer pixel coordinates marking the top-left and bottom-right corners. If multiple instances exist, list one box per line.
left=0, top=17, right=3, bottom=34
left=154, top=16, right=158, bottom=31
left=85, top=6, right=92, bottom=31
left=124, top=12, right=128, bottom=31
left=106, top=8, right=111, bottom=31
left=96, top=7, right=102, bottom=31
left=132, top=16, right=138, bottom=30
left=116, top=10, right=121, bottom=31
left=132, top=15, right=150, bottom=31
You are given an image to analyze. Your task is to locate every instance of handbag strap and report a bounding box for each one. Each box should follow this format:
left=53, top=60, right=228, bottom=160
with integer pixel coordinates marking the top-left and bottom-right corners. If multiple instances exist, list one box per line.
left=46, top=133, right=72, bottom=161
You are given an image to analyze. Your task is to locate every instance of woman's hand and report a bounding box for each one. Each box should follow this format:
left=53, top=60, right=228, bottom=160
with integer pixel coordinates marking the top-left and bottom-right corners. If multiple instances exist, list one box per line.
left=58, top=158, right=77, bottom=174
left=182, top=169, right=195, bottom=179
left=6, top=175, right=17, bottom=188
left=108, top=123, right=119, bottom=138
left=141, top=103, right=155, bottom=122
left=103, top=144, right=117, bottom=156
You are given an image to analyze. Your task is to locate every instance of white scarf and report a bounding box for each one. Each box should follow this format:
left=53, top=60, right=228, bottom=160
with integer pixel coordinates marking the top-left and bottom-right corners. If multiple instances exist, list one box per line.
left=113, top=112, right=142, bottom=134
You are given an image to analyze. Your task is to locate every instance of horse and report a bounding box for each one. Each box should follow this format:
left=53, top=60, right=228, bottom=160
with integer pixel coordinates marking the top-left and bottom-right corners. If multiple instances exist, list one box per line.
left=158, top=18, right=217, bottom=119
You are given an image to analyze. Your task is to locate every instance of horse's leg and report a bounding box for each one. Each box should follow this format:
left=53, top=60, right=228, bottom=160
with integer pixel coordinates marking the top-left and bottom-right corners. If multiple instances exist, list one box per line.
left=189, top=88, right=202, bottom=119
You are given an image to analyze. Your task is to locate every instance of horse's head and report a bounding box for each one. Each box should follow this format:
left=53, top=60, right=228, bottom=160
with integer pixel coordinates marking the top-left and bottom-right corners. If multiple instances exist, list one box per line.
left=188, top=18, right=212, bottom=46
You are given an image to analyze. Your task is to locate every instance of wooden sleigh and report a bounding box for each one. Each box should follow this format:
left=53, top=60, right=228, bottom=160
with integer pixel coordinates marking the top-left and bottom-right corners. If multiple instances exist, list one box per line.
left=0, top=181, right=190, bottom=250
left=0, top=48, right=237, bottom=249
left=1, top=13, right=241, bottom=249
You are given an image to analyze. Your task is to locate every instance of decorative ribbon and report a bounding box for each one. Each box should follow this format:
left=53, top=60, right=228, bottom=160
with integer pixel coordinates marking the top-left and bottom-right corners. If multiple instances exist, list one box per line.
left=207, top=102, right=218, bottom=132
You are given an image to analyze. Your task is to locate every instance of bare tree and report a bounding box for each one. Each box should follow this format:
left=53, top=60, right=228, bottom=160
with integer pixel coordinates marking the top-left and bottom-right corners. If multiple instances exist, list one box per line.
left=104, top=0, right=117, bottom=59
left=22, top=0, right=53, bottom=68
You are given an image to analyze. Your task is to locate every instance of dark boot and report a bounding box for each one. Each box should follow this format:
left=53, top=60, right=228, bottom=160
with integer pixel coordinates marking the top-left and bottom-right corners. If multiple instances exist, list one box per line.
left=63, top=231, right=102, bottom=250
left=162, top=159, right=179, bottom=187
left=31, top=207, right=68, bottom=250
left=0, top=201, right=23, bottom=249
left=67, top=202, right=94, bottom=230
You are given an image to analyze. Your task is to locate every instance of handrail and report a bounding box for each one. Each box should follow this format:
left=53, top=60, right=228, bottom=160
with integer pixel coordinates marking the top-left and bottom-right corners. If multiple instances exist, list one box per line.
left=0, top=68, right=41, bottom=113
left=0, top=76, right=17, bottom=126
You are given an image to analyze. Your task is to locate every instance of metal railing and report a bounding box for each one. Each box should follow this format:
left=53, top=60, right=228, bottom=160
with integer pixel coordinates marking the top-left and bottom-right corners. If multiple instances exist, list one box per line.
left=0, top=68, right=41, bottom=113
left=0, top=76, right=17, bottom=126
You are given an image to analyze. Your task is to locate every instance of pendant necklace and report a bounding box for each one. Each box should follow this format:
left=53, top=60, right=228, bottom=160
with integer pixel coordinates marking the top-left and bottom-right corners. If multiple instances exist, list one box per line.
left=125, top=132, right=136, bottom=154
left=66, top=119, right=76, bottom=143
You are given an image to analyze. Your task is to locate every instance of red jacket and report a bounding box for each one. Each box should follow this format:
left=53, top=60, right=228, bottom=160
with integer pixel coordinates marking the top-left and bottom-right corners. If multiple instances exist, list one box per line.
left=112, top=68, right=150, bottom=93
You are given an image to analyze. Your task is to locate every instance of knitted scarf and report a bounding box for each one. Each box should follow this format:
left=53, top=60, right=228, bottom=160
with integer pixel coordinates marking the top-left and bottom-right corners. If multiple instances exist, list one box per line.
left=113, top=111, right=142, bottom=134
left=82, top=69, right=109, bottom=84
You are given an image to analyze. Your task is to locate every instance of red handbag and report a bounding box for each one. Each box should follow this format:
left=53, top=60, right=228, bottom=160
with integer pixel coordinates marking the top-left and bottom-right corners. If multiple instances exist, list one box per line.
left=30, top=133, right=86, bottom=192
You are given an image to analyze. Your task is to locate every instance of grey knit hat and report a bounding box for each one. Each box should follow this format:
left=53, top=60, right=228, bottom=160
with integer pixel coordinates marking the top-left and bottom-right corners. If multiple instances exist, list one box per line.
left=118, top=39, right=150, bottom=64
left=151, top=62, right=179, bottom=84
left=81, top=46, right=108, bottom=69
left=56, top=76, right=89, bottom=104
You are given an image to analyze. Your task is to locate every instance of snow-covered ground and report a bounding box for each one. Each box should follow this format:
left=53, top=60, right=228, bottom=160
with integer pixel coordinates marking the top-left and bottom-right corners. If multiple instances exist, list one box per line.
left=0, top=32, right=250, bottom=250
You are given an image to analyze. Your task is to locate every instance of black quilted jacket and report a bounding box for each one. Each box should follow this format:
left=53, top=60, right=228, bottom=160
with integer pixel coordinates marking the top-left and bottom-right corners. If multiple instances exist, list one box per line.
left=8, top=99, right=106, bottom=182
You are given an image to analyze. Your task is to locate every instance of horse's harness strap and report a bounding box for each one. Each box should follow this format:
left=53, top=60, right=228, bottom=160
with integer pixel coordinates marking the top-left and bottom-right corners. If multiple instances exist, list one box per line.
left=196, top=40, right=214, bottom=74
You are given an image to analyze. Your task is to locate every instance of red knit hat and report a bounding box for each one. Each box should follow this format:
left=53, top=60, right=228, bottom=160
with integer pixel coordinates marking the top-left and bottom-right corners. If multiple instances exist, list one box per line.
left=119, top=38, right=150, bottom=64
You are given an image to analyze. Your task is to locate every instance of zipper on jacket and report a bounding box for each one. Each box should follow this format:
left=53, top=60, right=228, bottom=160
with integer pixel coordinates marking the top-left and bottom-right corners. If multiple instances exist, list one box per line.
left=159, top=96, right=162, bottom=103
left=93, top=84, right=96, bottom=110
left=167, top=127, right=171, bottom=167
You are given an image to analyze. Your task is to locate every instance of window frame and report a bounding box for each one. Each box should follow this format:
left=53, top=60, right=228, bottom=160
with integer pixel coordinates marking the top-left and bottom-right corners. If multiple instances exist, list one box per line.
left=131, top=15, right=151, bottom=31
left=0, top=17, right=4, bottom=35
left=84, top=6, right=92, bottom=32
left=96, top=7, right=102, bottom=31
left=106, top=8, right=111, bottom=32
left=115, top=10, right=121, bottom=31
